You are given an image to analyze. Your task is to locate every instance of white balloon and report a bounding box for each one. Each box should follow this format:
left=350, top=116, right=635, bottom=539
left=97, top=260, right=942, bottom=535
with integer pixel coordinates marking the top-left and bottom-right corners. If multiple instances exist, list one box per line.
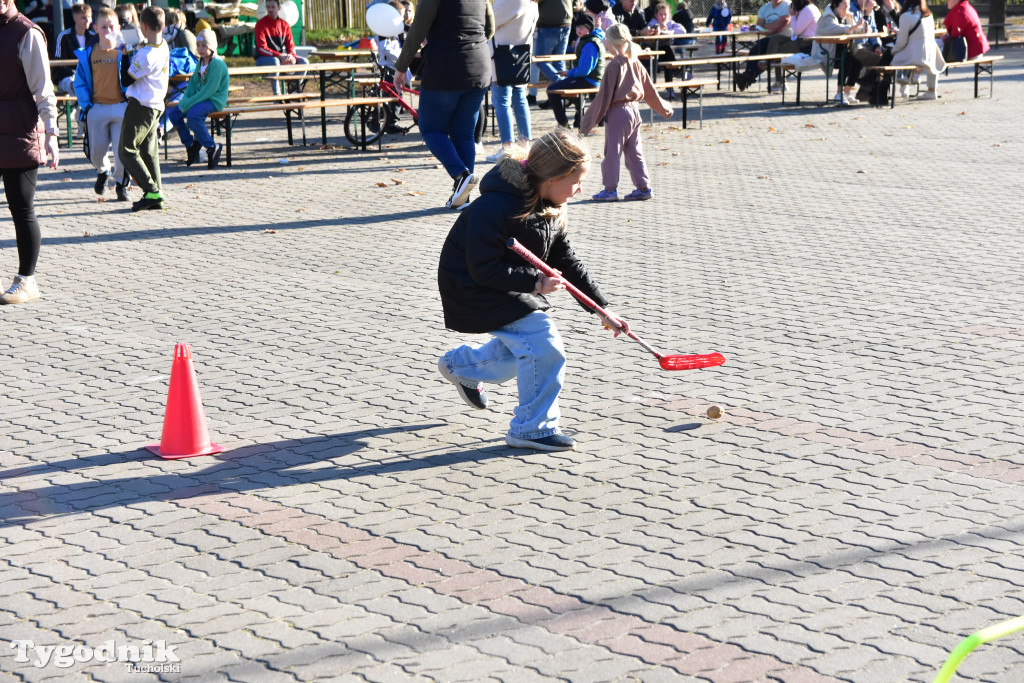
left=366, top=2, right=403, bottom=37
left=279, top=0, right=300, bottom=26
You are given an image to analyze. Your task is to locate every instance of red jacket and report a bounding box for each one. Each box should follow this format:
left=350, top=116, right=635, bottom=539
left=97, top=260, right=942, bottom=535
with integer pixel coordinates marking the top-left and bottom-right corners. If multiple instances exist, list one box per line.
left=943, top=0, right=989, bottom=60
left=254, top=15, right=295, bottom=58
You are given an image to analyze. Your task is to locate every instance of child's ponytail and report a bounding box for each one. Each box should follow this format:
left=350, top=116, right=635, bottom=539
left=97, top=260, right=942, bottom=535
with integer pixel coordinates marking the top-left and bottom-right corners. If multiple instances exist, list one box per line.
left=604, top=23, right=637, bottom=61
left=502, top=129, right=591, bottom=229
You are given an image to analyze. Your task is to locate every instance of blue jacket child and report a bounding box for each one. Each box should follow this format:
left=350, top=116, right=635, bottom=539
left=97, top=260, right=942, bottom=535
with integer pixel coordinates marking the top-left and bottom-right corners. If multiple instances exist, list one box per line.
left=73, top=44, right=131, bottom=197
left=546, top=14, right=606, bottom=127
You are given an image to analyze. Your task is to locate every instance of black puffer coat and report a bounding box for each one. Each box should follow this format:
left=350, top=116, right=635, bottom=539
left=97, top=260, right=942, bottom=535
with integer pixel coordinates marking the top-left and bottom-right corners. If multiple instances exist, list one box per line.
left=438, top=156, right=608, bottom=334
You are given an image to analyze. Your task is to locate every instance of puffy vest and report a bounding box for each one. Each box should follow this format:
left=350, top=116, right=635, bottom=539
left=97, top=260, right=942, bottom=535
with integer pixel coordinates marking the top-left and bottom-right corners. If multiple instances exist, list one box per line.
left=576, top=32, right=606, bottom=83
left=0, top=5, right=46, bottom=168
left=422, top=0, right=491, bottom=90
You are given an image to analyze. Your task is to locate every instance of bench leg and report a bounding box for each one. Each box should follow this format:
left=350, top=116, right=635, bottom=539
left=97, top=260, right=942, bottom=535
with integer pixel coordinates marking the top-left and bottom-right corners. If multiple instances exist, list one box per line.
left=361, top=104, right=368, bottom=151
left=225, top=116, right=232, bottom=168
left=62, top=102, right=73, bottom=150
left=320, top=73, right=328, bottom=143
left=682, top=86, right=689, bottom=129
left=377, top=101, right=384, bottom=152
left=698, top=86, right=704, bottom=130
left=890, top=73, right=896, bottom=109
left=285, top=110, right=294, bottom=145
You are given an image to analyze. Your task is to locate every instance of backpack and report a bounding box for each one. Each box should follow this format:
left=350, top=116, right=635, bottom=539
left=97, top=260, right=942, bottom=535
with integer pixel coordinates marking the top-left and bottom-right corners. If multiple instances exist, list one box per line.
left=168, top=47, right=199, bottom=100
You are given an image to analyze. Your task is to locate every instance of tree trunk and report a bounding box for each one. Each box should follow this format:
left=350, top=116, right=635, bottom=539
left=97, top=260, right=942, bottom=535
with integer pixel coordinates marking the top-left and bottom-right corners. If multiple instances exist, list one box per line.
left=988, top=0, right=1008, bottom=44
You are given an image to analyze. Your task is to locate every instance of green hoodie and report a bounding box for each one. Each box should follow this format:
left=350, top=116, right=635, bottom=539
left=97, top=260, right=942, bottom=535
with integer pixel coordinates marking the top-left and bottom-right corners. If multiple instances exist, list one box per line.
left=177, top=56, right=230, bottom=113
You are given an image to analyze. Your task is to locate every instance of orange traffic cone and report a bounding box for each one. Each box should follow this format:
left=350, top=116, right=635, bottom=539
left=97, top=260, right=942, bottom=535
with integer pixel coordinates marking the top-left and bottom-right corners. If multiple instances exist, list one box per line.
left=146, top=343, right=225, bottom=459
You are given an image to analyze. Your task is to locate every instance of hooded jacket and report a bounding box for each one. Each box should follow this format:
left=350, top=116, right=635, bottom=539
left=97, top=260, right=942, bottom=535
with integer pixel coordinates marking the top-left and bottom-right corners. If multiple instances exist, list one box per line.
left=73, top=44, right=127, bottom=118
left=438, top=155, right=608, bottom=334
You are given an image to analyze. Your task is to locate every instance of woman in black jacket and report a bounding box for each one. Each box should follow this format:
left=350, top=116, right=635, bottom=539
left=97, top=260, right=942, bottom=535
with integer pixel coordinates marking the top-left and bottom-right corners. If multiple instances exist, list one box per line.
left=394, top=0, right=494, bottom=210
left=436, top=130, right=626, bottom=452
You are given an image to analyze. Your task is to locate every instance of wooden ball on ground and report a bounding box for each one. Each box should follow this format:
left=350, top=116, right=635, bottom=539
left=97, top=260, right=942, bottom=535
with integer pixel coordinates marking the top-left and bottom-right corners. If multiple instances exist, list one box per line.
left=706, top=405, right=724, bottom=420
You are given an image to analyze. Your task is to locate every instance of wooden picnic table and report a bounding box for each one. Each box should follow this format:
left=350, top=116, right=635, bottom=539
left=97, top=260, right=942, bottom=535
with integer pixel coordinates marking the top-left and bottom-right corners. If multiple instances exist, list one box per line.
left=208, top=96, right=397, bottom=163
left=228, top=61, right=373, bottom=140
left=814, top=30, right=943, bottom=103
left=314, top=49, right=377, bottom=61
left=660, top=52, right=791, bottom=90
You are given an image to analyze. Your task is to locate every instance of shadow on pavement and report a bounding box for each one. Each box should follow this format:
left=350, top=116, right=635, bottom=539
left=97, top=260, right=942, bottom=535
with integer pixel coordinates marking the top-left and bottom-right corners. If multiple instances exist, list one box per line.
left=0, top=207, right=444, bottom=249
left=0, top=422, right=517, bottom=528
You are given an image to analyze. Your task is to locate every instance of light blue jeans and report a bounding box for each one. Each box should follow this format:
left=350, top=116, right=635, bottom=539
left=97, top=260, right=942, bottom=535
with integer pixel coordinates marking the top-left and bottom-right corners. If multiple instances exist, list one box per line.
left=490, top=83, right=531, bottom=145
left=531, top=26, right=570, bottom=95
left=442, top=311, right=566, bottom=440
left=256, top=55, right=309, bottom=95
left=168, top=99, right=217, bottom=150
left=418, top=87, right=487, bottom=179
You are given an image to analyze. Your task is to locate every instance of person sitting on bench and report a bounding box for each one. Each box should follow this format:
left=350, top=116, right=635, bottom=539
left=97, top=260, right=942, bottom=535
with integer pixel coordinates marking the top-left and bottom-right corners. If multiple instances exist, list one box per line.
left=735, top=0, right=793, bottom=91
left=546, top=13, right=605, bottom=128
left=254, top=0, right=308, bottom=95
left=168, top=29, right=229, bottom=169
left=942, top=0, right=988, bottom=61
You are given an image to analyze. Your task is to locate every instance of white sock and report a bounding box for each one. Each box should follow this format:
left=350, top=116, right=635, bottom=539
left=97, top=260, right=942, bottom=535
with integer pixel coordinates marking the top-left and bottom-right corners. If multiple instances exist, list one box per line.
left=17, top=274, right=35, bottom=286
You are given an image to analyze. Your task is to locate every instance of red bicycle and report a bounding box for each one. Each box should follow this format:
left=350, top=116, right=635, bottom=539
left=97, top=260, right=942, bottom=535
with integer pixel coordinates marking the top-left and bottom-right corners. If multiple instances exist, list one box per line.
left=343, top=61, right=420, bottom=146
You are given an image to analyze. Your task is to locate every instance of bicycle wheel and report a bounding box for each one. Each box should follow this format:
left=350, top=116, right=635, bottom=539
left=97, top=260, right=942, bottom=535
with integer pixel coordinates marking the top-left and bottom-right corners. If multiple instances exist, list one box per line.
left=344, top=101, right=392, bottom=147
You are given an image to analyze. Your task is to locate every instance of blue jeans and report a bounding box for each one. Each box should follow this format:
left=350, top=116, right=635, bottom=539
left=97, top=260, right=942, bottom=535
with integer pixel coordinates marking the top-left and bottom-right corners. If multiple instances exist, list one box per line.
left=442, top=311, right=566, bottom=440
left=417, top=87, right=487, bottom=179
left=255, top=55, right=309, bottom=94
left=168, top=99, right=217, bottom=150
left=490, top=83, right=531, bottom=145
left=531, top=26, right=570, bottom=93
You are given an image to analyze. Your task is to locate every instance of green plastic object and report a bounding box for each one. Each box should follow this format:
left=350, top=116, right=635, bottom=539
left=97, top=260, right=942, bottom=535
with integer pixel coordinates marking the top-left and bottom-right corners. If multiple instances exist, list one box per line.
left=933, top=615, right=1024, bottom=683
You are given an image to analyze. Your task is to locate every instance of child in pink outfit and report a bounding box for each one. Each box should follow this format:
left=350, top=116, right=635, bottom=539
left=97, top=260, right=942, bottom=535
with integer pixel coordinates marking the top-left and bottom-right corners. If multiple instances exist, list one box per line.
left=580, top=24, right=673, bottom=202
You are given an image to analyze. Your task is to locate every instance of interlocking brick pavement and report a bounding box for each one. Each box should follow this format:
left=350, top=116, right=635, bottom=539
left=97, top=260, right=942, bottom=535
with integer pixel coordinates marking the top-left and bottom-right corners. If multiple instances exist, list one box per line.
left=2, top=50, right=1024, bottom=682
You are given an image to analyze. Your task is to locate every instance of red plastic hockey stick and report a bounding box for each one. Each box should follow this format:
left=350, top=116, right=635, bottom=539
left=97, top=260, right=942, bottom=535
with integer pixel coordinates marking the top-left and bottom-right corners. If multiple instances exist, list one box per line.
left=507, top=238, right=726, bottom=371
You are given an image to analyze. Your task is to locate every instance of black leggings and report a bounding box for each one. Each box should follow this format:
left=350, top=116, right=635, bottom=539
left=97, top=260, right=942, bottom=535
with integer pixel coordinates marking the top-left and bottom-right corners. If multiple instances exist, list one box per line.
left=2, top=166, right=40, bottom=277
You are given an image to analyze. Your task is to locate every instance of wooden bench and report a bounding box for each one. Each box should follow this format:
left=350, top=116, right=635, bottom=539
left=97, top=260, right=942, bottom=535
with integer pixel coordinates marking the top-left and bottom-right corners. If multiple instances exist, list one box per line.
left=868, top=54, right=1003, bottom=108
left=207, top=97, right=397, bottom=165
left=944, top=54, right=1004, bottom=98
left=660, top=53, right=789, bottom=91
left=225, top=93, right=313, bottom=106
left=654, top=78, right=718, bottom=128
left=547, top=76, right=718, bottom=129
left=777, top=63, right=810, bottom=105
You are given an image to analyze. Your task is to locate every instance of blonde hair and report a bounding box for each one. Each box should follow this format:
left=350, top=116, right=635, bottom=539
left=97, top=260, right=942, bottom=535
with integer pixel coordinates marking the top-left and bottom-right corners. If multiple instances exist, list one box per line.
left=603, top=23, right=637, bottom=60
left=504, top=129, right=591, bottom=227
left=196, top=28, right=218, bottom=52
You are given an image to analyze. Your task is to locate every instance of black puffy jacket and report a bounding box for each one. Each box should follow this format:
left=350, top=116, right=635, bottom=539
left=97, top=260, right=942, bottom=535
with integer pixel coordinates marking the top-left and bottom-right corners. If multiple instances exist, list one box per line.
left=437, top=157, right=608, bottom=334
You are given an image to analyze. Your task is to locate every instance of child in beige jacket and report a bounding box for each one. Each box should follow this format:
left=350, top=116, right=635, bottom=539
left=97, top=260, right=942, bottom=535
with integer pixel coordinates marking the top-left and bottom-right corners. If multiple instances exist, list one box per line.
left=580, top=23, right=673, bottom=201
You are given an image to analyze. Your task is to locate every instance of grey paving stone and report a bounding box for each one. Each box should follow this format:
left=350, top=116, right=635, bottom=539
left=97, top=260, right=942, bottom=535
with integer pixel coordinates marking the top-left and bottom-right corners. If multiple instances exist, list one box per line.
left=4, top=56, right=1024, bottom=683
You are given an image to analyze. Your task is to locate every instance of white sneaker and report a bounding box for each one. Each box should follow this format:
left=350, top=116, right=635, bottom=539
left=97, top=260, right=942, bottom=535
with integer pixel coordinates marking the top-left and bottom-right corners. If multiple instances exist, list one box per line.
left=918, top=90, right=937, bottom=100
left=768, top=83, right=789, bottom=94
left=0, top=275, right=40, bottom=305
left=475, top=142, right=485, bottom=157
left=485, top=148, right=505, bottom=163
left=445, top=171, right=477, bottom=209
left=899, top=84, right=910, bottom=98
